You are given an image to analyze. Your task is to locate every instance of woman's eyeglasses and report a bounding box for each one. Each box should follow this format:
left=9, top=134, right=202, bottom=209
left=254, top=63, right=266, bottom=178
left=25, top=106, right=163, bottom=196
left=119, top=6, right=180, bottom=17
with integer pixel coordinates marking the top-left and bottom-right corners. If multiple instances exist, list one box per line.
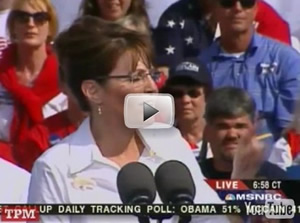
left=167, top=88, right=202, bottom=99
left=219, top=0, right=256, bottom=9
left=12, top=10, right=50, bottom=25
left=95, top=69, right=162, bottom=87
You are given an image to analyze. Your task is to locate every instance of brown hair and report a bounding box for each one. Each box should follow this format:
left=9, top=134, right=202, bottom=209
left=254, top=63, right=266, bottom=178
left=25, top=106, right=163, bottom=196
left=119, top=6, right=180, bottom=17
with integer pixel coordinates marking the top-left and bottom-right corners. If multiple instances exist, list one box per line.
left=7, top=0, right=58, bottom=43
left=117, top=14, right=150, bottom=35
left=55, top=16, right=153, bottom=112
left=80, top=0, right=149, bottom=22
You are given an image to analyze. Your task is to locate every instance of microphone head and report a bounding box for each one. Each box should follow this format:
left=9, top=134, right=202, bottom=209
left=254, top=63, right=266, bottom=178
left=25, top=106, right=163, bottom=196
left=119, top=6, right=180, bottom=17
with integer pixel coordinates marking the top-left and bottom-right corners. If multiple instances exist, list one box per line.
left=155, top=160, right=196, bottom=204
left=117, top=162, right=156, bottom=204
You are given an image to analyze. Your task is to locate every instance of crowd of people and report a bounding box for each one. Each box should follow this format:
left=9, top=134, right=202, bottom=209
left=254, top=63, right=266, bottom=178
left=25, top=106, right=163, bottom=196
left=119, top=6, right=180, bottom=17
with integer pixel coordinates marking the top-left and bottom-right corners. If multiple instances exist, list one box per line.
left=0, top=0, right=300, bottom=222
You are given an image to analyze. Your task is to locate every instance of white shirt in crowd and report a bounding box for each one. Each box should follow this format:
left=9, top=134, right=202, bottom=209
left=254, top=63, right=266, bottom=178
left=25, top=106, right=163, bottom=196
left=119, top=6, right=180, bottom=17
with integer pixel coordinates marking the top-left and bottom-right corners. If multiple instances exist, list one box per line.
left=268, top=137, right=293, bottom=170
left=191, top=140, right=213, bottom=159
left=0, top=9, right=9, bottom=58
left=28, top=118, right=229, bottom=223
left=0, top=9, right=9, bottom=38
left=0, top=158, right=30, bottom=203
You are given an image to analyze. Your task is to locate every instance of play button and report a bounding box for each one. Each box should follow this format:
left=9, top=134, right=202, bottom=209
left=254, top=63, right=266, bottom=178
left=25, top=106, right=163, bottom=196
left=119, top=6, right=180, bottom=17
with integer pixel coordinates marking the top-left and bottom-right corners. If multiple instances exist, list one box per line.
left=143, top=102, right=159, bottom=121
left=124, top=94, right=174, bottom=129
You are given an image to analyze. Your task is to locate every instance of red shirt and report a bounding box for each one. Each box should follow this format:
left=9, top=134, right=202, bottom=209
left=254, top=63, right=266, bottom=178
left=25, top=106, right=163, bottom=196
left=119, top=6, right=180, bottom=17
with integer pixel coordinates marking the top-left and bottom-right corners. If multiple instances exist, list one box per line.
left=256, top=1, right=291, bottom=45
left=0, top=111, right=77, bottom=171
left=287, top=130, right=300, bottom=159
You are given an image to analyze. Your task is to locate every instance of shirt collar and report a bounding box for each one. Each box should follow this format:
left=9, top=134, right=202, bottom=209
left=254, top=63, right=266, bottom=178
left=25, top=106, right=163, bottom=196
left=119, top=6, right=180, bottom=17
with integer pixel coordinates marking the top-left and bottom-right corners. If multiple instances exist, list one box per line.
left=212, top=32, right=262, bottom=59
left=68, top=118, right=168, bottom=174
left=68, top=118, right=99, bottom=174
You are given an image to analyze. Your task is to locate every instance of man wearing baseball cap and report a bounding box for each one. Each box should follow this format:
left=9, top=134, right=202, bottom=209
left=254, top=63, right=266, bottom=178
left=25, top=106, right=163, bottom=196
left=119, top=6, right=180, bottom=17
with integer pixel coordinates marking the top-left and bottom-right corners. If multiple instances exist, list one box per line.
left=160, top=58, right=213, bottom=161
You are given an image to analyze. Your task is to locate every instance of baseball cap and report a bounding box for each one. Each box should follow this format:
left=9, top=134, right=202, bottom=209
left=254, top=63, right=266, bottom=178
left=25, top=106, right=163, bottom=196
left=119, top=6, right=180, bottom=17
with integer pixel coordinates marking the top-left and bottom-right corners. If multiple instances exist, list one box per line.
left=167, top=58, right=212, bottom=86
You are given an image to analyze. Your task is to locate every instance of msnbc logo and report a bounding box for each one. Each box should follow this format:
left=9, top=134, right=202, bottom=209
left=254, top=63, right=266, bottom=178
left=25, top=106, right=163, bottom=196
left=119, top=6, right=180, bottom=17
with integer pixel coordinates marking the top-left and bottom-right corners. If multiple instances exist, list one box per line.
left=225, top=194, right=236, bottom=201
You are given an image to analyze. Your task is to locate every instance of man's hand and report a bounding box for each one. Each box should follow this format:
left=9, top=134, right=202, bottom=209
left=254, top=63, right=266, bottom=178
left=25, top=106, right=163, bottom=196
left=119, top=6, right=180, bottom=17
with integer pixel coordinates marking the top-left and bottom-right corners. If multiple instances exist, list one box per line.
left=231, top=138, right=265, bottom=179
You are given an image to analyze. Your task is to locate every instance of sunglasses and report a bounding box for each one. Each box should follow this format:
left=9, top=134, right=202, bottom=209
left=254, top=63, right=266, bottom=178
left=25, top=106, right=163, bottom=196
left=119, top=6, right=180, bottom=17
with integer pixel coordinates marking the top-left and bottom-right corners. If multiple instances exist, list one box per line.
left=219, top=0, right=256, bottom=8
left=167, top=88, right=202, bottom=99
left=12, top=10, right=50, bottom=25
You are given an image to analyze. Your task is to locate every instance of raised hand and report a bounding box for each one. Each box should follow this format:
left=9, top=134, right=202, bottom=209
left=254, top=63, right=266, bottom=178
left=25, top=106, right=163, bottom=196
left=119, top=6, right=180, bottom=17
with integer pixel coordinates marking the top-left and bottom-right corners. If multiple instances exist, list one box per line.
left=231, top=138, right=265, bottom=179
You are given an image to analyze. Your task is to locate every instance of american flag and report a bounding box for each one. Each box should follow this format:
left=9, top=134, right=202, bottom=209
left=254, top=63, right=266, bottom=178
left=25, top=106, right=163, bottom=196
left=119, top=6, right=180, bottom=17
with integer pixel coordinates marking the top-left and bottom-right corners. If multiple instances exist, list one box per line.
left=152, top=0, right=218, bottom=68
left=0, top=37, right=9, bottom=59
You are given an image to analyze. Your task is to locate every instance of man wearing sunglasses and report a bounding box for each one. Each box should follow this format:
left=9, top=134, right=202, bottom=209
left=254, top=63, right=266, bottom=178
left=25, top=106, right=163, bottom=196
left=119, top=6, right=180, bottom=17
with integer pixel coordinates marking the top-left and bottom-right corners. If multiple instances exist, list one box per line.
left=199, top=0, right=300, bottom=157
left=153, top=0, right=290, bottom=71
left=160, top=59, right=213, bottom=161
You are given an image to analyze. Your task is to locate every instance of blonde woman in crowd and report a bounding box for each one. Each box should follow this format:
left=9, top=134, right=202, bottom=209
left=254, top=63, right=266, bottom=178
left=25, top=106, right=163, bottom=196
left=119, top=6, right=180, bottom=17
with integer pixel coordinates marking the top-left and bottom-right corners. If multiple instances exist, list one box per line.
left=0, top=0, right=76, bottom=171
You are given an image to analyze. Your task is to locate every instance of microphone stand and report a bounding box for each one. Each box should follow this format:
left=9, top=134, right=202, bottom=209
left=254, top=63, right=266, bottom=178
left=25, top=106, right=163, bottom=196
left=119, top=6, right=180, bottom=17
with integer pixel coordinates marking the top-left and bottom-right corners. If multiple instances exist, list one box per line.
left=138, top=216, right=150, bottom=223
left=130, top=197, right=152, bottom=223
left=178, top=216, right=191, bottom=223
left=174, top=195, right=193, bottom=223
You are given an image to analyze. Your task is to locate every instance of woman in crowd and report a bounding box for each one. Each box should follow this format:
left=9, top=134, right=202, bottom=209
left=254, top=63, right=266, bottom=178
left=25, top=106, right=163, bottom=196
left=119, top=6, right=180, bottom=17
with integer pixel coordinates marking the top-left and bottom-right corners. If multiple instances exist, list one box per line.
left=80, top=0, right=148, bottom=22
left=28, top=16, right=228, bottom=223
left=160, top=59, right=213, bottom=161
left=0, top=0, right=76, bottom=171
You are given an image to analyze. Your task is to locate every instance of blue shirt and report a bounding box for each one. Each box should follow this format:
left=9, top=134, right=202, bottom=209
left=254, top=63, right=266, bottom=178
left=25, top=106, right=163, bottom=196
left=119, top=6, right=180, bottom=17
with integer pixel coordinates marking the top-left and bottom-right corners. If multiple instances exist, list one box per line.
left=200, top=33, right=300, bottom=141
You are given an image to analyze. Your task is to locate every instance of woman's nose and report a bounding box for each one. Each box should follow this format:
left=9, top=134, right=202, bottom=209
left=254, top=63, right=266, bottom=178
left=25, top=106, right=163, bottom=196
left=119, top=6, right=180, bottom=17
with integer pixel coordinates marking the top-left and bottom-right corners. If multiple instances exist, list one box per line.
left=27, top=17, right=35, bottom=26
left=181, top=94, right=192, bottom=104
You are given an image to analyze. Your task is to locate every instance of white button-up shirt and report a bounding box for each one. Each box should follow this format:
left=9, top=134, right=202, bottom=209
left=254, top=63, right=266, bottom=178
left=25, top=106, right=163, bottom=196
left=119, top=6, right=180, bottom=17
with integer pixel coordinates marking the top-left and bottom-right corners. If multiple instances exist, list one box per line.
left=0, top=158, right=30, bottom=203
left=28, top=118, right=229, bottom=223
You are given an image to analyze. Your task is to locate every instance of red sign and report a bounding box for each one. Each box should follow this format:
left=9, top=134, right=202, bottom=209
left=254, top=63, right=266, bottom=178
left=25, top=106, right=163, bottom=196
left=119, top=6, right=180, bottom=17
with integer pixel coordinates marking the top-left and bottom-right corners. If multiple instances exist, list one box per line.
left=1, top=206, right=39, bottom=222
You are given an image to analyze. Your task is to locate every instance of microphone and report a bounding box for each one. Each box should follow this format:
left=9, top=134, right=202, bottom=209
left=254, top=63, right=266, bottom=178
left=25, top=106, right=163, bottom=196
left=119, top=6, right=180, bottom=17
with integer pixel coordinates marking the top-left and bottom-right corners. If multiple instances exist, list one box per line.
left=155, top=160, right=196, bottom=223
left=117, top=162, right=156, bottom=223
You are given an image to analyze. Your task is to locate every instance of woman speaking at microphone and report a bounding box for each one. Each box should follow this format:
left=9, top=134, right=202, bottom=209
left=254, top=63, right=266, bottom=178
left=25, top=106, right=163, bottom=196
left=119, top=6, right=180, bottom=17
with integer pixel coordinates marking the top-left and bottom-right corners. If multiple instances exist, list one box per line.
left=28, top=16, right=228, bottom=223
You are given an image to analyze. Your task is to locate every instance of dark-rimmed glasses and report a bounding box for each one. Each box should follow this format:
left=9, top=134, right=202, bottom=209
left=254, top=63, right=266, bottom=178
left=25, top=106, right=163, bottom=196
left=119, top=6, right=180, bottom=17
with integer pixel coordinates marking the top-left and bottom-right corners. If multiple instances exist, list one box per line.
left=12, top=10, right=50, bottom=25
left=95, top=69, right=162, bottom=87
left=219, top=0, right=256, bottom=9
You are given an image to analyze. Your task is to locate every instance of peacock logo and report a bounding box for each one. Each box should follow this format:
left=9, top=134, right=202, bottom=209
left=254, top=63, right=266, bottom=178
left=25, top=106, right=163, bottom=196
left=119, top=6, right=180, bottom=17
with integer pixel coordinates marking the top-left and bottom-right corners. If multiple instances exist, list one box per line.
left=225, top=194, right=236, bottom=201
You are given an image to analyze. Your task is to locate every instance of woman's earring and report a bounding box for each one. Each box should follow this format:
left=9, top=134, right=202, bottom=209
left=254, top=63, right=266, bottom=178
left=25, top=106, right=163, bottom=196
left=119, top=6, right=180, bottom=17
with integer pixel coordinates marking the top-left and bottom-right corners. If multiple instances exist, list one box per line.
left=98, top=105, right=102, bottom=115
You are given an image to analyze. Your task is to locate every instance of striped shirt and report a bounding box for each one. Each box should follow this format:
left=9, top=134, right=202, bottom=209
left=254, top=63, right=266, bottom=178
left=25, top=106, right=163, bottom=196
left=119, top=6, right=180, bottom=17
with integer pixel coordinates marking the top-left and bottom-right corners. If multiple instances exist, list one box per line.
left=0, top=37, right=8, bottom=59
